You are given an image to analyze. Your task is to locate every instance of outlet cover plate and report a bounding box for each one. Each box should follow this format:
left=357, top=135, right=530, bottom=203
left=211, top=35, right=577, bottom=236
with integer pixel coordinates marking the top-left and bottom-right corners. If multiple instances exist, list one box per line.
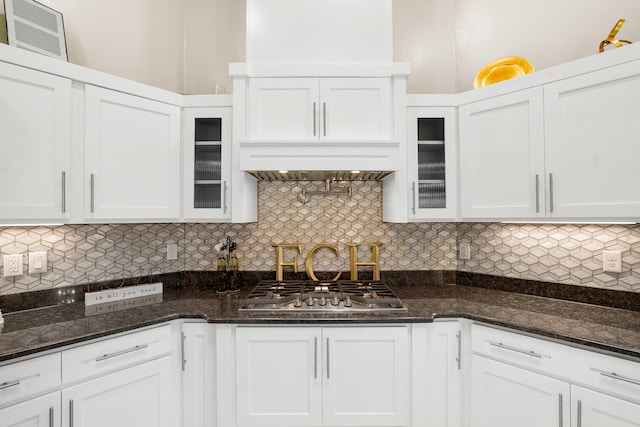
left=602, top=250, right=622, bottom=273
left=3, top=254, right=23, bottom=277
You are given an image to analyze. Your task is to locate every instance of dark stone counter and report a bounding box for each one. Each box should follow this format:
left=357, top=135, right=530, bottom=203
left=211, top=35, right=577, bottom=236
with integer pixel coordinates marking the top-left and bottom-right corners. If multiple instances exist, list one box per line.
left=0, top=272, right=639, bottom=363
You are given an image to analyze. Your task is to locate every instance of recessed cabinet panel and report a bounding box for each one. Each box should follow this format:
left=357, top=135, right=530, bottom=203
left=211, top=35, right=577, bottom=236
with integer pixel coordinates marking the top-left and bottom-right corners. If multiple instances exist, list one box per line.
left=459, top=88, right=545, bottom=219
left=0, top=61, right=71, bottom=222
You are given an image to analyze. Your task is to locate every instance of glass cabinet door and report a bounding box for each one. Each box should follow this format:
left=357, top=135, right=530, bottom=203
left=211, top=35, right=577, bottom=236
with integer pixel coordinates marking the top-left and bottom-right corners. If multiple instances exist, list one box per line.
left=183, top=107, right=231, bottom=221
left=407, top=107, right=457, bottom=220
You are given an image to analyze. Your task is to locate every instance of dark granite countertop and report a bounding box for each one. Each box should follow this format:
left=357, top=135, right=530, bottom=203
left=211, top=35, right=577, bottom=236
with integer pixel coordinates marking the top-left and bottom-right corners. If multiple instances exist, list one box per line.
left=1, top=279, right=639, bottom=363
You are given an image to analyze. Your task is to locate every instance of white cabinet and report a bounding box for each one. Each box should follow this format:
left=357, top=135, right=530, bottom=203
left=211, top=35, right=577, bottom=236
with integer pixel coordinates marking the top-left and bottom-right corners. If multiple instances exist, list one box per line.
left=460, top=59, right=640, bottom=221
left=61, top=357, right=172, bottom=427
left=571, top=386, right=640, bottom=427
left=183, top=107, right=232, bottom=221
left=235, top=325, right=410, bottom=427
left=60, top=325, right=174, bottom=427
left=406, top=106, right=458, bottom=221
left=247, top=77, right=392, bottom=141
left=84, top=85, right=181, bottom=222
left=470, top=355, right=570, bottom=427
left=0, top=61, right=72, bottom=223
left=543, top=59, right=640, bottom=220
left=412, top=321, right=464, bottom=427
left=181, top=322, right=216, bottom=427
left=0, top=392, right=60, bottom=427
left=459, top=88, right=545, bottom=220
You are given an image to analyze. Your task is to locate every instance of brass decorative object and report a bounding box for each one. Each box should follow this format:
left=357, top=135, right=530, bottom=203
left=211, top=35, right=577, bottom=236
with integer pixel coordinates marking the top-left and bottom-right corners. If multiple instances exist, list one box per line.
left=305, top=244, right=342, bottom=282
left=473, top=56, right=535, bottom=88
left=273, top=243, right=302, bottom=281
left=599, top=19, right=632, bottom=52
left=347, top=243, right=383, bottom=280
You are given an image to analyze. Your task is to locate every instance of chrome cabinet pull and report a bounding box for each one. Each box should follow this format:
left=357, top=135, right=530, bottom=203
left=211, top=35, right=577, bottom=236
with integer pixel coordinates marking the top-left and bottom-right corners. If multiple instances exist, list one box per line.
left=535, top=174, right=540, bottom=213
left=456, top=330, right=462, bottom=370
left=326, top=337, right=330, bottom=379
left=314, top=337, right=318, bottom=379
left=487, top=340, right=547, bottom=359
left=223, top=180, right=228, bottom=213
left=576, top=399, right=582, bottom=427
left=322, top=102, right=327, bottom=137
left=591, top=367, right=640, bottom=386
left=181, top=332, right=187, bottom=372
left=411, top=182, right=416, bottom=214
left=69, top=400, right=74, bottom=427
left=90, top=173, right=95, bottom=213
left=95, top=344, right=149, bottom=362
left=0, top=379, right=20, bottom=390
left=49, top=407, right=54, bottom=427
left=61, top=171, right=67, bottom=213
left=549, top=173, right=554, bottom=213
left=558, top=394, right=563, bottom=427
left=313, top=102, right=317, bottom=136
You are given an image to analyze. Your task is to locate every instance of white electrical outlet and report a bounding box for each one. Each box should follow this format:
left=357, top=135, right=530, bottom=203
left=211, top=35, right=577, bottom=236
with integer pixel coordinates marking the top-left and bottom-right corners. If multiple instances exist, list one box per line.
left=459, top=243, right=471, bottom=260
left=3, top=254, right=24, bottom=277
left=602, top=250, right=622, bottom=273
left=167, top=244, right=178, bottom=260
left=29, top=251, right=48, bottom=274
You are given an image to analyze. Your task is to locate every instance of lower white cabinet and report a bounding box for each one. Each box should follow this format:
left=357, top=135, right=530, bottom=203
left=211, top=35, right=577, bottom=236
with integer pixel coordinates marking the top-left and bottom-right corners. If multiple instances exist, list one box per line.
left=61, top=357, right=172, bottom=427
left=470, top=354, right=570, bottom=427
left=181, top=322, right=216, bottom=427
left=572, top=385, right=640, bottom=427
left=0, top=392, right=60, bottom=427
left=234, top=326, right=410, bottom=427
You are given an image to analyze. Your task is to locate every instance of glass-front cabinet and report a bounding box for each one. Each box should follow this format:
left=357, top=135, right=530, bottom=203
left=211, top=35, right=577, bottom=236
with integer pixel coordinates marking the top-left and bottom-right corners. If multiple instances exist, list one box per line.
left=407, top=106, right=457, bottom=220
left=183, top=107, right=232, bottom=221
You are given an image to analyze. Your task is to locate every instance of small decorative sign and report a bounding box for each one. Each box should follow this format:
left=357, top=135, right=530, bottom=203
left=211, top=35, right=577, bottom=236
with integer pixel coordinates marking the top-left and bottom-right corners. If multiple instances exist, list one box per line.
left=85, top=283, right=163, bottom=306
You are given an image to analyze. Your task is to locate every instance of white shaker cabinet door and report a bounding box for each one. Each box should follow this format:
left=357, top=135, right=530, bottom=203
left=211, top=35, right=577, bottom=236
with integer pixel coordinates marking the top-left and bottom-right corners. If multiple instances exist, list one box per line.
left=0, top=392, right=60, bottom=427
left=544, top=59, right=640, bottom=220
left=323, top=326, right=410, bottom=427
left=0, top=61, right=71, bottom=222
left=235, top=327, right=323, bottom=427
left=247, top=78, right=319, bottom=140
left=459, top=88, right=545, bottom=220
left=470, top=355, right=570, bottom=427
left=84, top=85, right=181, bottom=221
left=61, top=357, right=173, bottom=427
left=181, top=323, right=216, bottom=427
left=572, top=385, right=640, bottom=427
left=319, top=78, right=391, bottom=140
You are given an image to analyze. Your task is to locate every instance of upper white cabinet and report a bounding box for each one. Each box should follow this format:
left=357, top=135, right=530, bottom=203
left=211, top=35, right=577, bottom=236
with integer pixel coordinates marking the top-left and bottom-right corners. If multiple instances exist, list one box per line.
left=543, top=59, right=640, bottom=219
left=247, top=77, right=392, bottom=141
left=84, top=85, right=181, bottom=222
left=234, top=326, right=410, bottom=427
left=0, top=61, right=72, bottom=223
left=460, top=57, right=640, bottom=222
left=407, top=106, right=458, bottom=221
left=459, top=88, right=545, bottom=220
left=182, top=107, right=232, bottom=221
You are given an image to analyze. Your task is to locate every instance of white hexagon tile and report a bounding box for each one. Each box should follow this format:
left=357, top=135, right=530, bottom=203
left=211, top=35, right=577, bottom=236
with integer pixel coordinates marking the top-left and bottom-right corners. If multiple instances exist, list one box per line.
left=1, top=181, right=639, bottom=295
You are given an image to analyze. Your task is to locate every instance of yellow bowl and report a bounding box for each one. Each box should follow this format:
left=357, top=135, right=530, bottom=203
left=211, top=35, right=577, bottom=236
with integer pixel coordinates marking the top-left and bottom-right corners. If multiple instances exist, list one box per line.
left=473, top=56, right=535, bottom=88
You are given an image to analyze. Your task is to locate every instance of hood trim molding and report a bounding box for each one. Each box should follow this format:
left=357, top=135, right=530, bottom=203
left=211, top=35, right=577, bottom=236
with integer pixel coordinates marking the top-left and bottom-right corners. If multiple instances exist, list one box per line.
left=246, top=170, right=393, bottom=182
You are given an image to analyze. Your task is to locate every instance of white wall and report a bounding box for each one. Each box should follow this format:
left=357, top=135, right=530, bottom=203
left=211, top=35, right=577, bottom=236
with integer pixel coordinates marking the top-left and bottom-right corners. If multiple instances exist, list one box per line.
left=2, top=0, right=639, bottom=93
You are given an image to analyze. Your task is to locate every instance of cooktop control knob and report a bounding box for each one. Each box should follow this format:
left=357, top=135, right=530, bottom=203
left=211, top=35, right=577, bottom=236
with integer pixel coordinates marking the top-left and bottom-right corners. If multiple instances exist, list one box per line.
left=294, top=298, right=302, bottom=307
left=319, top=296, right=327, bottom=306
left=344, top=296, right=352, bottom=307
left=306, top=297, right=315, bottom=307
left=331, top=295, right=340, bottom=306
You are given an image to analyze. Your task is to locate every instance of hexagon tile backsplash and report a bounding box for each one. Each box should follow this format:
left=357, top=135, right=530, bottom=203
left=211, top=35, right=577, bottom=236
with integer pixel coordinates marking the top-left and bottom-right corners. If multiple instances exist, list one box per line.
left=0, top=181, right=639, bottom=295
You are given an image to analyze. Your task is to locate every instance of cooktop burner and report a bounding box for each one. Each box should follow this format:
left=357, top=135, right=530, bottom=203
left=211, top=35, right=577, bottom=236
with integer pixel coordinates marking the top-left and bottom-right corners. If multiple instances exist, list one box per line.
left=239, top=280, right=406, bottom=313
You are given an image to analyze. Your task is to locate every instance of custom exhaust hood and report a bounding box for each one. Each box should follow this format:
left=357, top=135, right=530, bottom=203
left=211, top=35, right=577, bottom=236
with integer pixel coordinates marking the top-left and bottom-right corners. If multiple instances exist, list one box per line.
left=245, top=170, right=393, bottom=182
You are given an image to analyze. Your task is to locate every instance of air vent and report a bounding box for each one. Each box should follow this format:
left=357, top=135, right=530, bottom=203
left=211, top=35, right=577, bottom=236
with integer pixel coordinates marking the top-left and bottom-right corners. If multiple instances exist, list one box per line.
left=5, top=0, right=67, bottom=61
left=246, top=170, right=393, bottom=182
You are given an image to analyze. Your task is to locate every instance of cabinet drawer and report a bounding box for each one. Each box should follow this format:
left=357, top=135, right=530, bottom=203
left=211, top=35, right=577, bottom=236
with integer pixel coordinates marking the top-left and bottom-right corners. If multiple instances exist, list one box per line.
left=62, top=325, right=172, bottom=384
left=570, top=347, right=640, bottom=403
left=0, top=353, right=61, bottom=408
left=471, top=323, right=570, bottom=378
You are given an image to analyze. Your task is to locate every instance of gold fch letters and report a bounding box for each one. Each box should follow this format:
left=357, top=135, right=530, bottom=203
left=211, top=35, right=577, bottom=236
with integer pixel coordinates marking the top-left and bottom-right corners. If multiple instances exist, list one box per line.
left=272, top=242, right=383, bottom=281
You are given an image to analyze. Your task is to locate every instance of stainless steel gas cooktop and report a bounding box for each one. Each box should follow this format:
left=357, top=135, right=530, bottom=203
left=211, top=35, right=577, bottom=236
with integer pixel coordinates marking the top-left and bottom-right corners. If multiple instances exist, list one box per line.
left=239, top=280, right=406, bottom=313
